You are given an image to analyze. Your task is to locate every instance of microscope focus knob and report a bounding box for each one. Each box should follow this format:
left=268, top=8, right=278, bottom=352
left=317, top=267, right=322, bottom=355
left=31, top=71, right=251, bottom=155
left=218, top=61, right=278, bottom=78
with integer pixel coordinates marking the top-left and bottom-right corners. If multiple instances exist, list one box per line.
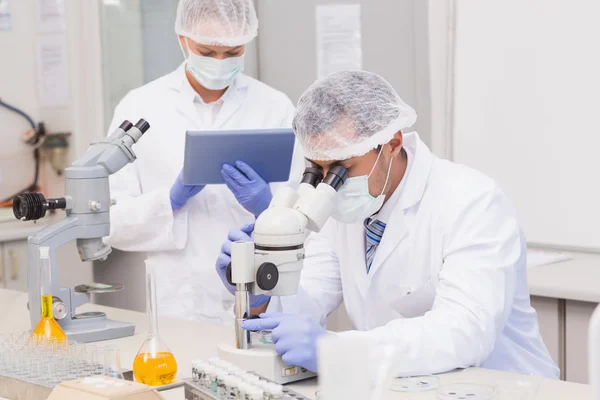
left=53, top=299, right=68, bottom=320
left=256, top=262, right=279, bottom=291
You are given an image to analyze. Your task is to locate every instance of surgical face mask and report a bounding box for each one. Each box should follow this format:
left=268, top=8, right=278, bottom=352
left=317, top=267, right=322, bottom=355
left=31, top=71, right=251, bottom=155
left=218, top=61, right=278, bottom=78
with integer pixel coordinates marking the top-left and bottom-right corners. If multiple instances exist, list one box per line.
left=331, top=147, right=393, bottom=224
left=181, top=39, right=245, bottom=90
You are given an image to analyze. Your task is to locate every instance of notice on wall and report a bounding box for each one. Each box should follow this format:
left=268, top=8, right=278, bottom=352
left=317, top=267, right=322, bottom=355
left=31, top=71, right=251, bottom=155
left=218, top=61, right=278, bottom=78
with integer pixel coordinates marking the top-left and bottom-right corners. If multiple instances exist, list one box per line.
left=316, top=4, right=362, bottom=80
left=0, top=0, right=11, bottom=32
left=36, top=34, right=70, bottom=107
left=37, top=0, right=66, bottom=33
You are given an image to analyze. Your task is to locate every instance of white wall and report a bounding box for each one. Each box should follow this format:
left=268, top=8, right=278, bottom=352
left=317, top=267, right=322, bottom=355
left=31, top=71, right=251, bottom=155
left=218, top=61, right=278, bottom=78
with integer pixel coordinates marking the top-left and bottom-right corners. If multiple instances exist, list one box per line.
left=255, top=0, right=432, bottom=145
left=0, top=0, right=101, bottom=286
left=449, top=1, right=600, bottom=251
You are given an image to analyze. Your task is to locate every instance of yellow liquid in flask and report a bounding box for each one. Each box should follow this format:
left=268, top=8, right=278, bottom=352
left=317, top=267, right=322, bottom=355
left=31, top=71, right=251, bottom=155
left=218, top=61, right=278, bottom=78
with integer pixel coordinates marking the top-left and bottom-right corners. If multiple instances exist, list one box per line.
left=31, top=295, right=67, bottom=342
left=133, top=351, right=177, bottom=385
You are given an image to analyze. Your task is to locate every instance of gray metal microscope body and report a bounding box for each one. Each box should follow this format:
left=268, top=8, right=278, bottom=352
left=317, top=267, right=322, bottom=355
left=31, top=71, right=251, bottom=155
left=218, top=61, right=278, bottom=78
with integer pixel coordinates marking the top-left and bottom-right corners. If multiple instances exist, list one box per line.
left=19, top=119, right=149, bottom=343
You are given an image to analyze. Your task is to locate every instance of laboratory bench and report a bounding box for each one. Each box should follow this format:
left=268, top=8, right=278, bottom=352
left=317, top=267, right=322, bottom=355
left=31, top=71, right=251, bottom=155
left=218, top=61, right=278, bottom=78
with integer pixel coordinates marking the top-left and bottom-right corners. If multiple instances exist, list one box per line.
left=0, top=289, right=591, bottom=400
left=527, top=251, right=600, bottom=384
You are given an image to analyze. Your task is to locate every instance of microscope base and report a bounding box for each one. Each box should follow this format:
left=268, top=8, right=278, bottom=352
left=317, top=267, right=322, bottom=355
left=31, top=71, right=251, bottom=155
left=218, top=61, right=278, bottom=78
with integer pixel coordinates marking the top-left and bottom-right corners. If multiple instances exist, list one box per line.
left=217, top=343, right=316, bottom=384
left=60, top=313, right=135, bottom=343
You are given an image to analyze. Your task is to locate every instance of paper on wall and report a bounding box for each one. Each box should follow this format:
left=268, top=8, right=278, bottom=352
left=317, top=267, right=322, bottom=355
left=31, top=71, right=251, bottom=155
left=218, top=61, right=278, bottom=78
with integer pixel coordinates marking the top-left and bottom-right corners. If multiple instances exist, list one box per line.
left=0, top=0, right=11, bottom=32
left=36, top=34, right=70, bottom=107
left=37, top=0, right=66, bottom=33
left=316, top=4, right=362, bottom=80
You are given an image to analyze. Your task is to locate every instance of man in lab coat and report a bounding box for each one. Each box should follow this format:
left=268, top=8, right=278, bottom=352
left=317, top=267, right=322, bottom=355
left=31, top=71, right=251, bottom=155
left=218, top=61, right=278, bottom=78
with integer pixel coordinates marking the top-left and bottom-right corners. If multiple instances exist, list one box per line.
left=106, top=0, right=303, bottom=324
left=216, top=71, right=559, bottom=378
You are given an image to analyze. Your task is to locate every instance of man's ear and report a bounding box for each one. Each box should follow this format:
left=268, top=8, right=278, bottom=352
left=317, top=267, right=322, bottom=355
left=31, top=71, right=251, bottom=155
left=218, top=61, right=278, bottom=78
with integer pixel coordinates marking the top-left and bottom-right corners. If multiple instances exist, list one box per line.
left=388, top=131, right=404, bottom=157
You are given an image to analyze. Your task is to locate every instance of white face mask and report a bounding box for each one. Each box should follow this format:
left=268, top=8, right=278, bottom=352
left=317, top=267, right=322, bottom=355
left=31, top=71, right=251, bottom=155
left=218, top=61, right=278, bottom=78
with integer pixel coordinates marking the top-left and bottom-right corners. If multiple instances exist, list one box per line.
left=331, top=147, right=393, bottom=224
left=181, top=38, right=245, bottom=90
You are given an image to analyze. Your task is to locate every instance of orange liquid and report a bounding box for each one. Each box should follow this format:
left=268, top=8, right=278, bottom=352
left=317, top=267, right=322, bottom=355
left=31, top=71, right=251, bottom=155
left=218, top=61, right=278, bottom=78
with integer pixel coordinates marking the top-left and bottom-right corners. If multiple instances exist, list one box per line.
left=31, top=295, right=67, bottom=342
left=133, top=352, right=178, bottom=386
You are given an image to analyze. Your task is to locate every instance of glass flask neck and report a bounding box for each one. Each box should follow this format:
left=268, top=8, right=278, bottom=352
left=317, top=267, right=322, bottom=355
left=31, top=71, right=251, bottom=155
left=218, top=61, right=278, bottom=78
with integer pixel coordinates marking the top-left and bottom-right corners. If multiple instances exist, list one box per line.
left=39, top=247, right=52, bottom=297
left=146, top=268, right=159, bottom=336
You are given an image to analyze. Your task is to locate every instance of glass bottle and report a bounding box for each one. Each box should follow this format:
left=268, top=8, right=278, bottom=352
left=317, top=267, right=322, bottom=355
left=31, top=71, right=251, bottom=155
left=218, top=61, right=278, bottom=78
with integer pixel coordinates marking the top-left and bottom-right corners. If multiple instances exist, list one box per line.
left=103, top=346, right=124, bottom=379
left=31, top=247, right=67, bottom=342
left=133, top=262, right=177, bottom=385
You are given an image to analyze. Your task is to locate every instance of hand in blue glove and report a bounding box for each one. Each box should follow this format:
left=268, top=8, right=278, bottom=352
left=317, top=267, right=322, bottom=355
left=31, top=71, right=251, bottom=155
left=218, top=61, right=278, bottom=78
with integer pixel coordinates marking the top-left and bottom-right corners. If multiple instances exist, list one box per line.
left=216, top=223, right=270, bottom=308
left=242, top=313, right=327, bottom=372
left=221, top=161, right=272, bottom=218
left=170, top=171, right=205, bottom=210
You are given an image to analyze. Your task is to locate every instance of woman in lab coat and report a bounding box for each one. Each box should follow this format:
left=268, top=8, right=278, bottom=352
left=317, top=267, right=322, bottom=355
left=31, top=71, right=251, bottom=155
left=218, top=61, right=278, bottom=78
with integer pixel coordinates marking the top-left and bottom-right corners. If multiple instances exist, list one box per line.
left=217, top=71, right=560, bottom=378
left=106, top=0, right=303, bottom=324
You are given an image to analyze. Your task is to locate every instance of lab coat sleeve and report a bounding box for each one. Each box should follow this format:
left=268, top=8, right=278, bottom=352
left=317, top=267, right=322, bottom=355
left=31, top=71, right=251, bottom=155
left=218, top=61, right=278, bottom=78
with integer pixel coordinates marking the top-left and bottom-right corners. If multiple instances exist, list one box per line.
left=104, top=98, right=188, bottom=252
left=358, top=187, right=521, bottom=377
left=268, top=221, right=343, bottom=327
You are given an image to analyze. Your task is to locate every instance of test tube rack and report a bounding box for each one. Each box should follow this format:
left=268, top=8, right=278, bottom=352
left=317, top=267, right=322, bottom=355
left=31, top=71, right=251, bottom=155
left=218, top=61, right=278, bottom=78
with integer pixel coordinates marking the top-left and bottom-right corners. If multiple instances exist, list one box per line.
left=183, top=378, right=310, bottom=400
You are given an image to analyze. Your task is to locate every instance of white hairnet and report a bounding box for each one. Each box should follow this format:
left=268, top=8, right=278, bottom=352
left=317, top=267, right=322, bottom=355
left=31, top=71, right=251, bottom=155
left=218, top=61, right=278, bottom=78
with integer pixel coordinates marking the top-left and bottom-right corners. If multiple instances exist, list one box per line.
left=175, top=0, right=258, bottom=47
left=293, top=71, right=417, bottom=161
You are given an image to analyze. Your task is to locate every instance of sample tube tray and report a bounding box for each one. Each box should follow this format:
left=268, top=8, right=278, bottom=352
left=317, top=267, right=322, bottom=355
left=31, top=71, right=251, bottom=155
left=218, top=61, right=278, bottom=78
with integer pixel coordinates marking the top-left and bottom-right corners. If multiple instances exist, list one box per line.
left=183, top=378, right=311, bottom=400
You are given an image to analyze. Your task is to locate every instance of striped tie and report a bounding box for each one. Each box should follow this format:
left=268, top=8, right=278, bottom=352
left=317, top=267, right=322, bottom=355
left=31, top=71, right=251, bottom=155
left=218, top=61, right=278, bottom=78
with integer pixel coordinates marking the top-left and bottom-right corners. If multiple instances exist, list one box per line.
left=365, top=218, right=386, bottom=273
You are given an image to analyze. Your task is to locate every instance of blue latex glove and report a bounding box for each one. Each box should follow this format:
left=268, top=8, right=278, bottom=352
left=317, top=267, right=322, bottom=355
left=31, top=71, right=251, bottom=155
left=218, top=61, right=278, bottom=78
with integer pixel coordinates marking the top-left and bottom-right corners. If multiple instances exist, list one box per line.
left=170, top=171, right=205, bottom=210
left=215, top=223, right=270, bottom=308
left=221, top=161, right=272, bottom=218
left=242, top=313, right=327, bottom=372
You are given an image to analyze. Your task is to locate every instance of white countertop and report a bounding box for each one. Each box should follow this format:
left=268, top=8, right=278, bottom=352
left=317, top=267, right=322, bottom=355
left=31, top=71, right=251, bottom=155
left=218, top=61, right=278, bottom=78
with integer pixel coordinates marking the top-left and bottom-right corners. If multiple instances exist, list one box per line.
left=0, top=289, right=591, bottom=400
left=528, top=251, right=600, bottom=303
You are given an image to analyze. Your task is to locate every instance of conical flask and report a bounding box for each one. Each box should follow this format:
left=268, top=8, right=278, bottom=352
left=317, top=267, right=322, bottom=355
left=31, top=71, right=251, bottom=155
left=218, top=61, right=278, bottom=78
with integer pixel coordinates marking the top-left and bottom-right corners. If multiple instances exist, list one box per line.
left=31, top=247, right=67, bottom=342
left=133, top=261, right=177, bottom=385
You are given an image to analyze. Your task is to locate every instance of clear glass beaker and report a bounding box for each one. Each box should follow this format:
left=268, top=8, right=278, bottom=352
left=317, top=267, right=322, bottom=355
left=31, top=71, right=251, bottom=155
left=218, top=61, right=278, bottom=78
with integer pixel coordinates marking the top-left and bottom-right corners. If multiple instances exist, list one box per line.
left=133, top=261, right=177, bottom=385
left=103, top=345, right=124, bottom=379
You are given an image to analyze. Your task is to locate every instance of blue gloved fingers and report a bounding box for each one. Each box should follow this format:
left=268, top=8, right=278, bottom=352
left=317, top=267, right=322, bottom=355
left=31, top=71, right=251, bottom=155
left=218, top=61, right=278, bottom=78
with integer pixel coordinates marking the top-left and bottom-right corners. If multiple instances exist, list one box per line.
left=222, top=164, right=250, bottom=185
left=216, top=252, right=231, bottom=270
left=281, top=348, right=316, bottom=372
left=259, top=312, right=286, bottom=319
left=221, top=169, right=240, bottom=192
left=187, top=184, right=205, bottom=197
left=227, top=228, right=252, bottom=243
left=274, top=336, right=296, bottom=355
left=241, top=222, right=255, bottom=234
left=241, top=315, right=283, bottom=331
left=221, top=240, right=232, bottom=257
left=234, top=161, right=265, bottom=183
left=249, top=294, right=270, bottom=308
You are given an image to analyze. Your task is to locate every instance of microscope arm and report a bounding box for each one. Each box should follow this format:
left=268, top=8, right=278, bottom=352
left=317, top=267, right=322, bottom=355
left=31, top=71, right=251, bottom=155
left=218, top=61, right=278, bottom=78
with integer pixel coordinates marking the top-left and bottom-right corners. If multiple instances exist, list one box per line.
left=27, top=216, right=111, bottom=328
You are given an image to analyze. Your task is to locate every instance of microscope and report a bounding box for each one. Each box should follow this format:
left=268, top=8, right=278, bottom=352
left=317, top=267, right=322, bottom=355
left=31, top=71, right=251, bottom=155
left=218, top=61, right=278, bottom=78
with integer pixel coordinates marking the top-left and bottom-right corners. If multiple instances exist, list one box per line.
left=218, top=165, right=348, bottom=384
left=12, top=119, right=150, bottom=343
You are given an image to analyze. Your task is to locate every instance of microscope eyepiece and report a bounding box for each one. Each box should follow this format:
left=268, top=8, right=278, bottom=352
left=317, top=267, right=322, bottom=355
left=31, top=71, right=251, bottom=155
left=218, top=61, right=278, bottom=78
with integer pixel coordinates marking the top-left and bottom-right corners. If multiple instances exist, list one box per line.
left=322, top=165, right=349, bottom=191
left=13, top=193, right=67, bottom=221
left=119, top=120, right=133, bottom=132
left=301, top=167, right=324, bottom=187
left=135, top=119, right=150, bottom=134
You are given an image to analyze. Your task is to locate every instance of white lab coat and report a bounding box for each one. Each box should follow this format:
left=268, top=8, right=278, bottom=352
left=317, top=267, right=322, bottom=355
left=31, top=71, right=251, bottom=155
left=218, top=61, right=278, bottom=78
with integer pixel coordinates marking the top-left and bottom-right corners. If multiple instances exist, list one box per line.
left=105, top=65, right=304, bottom=324
left=271, top=132, right=559, bottom=378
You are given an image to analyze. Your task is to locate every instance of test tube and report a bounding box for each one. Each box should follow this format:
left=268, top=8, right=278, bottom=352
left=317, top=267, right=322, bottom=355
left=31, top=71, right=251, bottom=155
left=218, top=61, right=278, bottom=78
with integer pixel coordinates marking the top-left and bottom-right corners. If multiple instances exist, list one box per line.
left=224, top=375, right=240, bottom=400
left=246, top=387, right=264, bottom=400
left=216, top=369, right=230, bottom=398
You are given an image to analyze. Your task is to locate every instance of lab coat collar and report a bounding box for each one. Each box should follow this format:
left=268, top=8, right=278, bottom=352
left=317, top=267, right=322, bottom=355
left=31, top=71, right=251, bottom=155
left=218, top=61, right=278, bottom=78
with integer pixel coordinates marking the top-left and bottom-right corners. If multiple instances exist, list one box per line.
left=167, top=63, right=249, bottom=128
left=367, top=132, right=436, bottom=279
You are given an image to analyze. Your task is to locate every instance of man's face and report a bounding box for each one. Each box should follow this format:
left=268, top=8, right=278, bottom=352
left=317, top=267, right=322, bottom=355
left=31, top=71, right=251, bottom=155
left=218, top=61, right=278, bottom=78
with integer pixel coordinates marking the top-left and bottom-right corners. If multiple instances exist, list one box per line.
left=306, top=144, right=393, bottom=198
left=179, top=36, right=246, bottom=60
